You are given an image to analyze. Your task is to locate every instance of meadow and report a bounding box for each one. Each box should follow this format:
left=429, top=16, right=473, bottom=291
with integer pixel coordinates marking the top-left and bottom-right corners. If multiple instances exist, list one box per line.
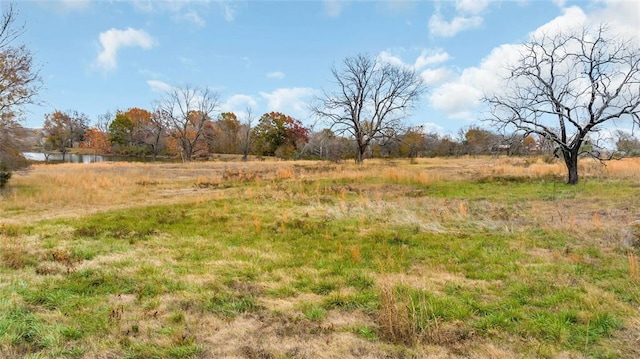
left=0, top=156, right=639, bottom=358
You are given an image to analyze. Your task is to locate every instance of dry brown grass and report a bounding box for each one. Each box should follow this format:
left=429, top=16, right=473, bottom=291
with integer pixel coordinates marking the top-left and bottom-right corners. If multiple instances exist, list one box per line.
left=2, top=156, right=640, bottom=358
left=4, top=155, right=640, bottom=232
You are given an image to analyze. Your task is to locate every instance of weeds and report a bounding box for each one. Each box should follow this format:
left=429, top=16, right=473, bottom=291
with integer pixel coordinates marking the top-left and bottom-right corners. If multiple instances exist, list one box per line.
left=0, top=157, right=639, bottom=358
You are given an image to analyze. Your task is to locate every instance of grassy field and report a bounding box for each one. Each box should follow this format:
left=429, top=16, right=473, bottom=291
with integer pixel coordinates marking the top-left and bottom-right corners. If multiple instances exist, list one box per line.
left=1, top=157, right=639, bottom=358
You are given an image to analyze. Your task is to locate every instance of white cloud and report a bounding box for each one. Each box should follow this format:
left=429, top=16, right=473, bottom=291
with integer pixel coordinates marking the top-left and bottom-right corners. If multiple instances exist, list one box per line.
left=221, top=94, right=258, bottom=113
left=95, top=28, right=157, bottom=71
left=323, top=0, right=343, bottom=17
left=428, top=13, right=483, bottom=38
left=147, top=80, right=174, bottom=93
left=429, top=82, right=482, bottom=120
left=530, top=6, right=587, bottom=38
left=419, top=122, right=446, bottom=135
left=427, top=42, right=520, bottom=120
left=266, top=71, right=286, bottom=80
left=590, top=0, right=640, bottom=37
left=420, top=68, right=453, bottom=85
left=378, top=49, right=451, bottom=71
left=428, top=0, right=489, bottom=37
left=259, top=87, right=317, bottom=118
left=377, top=51, right=407, bottom=68
left=377, top=49, right=453, bottom=85
left=413, top=49, right=450, bottom=69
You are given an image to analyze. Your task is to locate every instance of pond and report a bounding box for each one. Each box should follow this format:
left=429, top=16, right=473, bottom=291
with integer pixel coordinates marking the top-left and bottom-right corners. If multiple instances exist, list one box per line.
left=23, top=152, right=177, bottom=164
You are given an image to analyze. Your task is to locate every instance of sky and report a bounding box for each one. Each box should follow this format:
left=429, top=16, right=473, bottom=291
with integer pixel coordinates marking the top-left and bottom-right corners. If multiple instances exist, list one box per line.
left=14, top=0, right=640, bottom=136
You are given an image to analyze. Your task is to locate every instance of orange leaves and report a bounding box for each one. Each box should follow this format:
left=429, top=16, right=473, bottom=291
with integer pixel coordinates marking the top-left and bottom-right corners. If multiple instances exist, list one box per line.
left=81, top=128, right=112, bottom=154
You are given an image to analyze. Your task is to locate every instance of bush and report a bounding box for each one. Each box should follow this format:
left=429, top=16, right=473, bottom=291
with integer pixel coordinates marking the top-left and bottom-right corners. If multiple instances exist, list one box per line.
left=0, top=170, right=11, bottom=189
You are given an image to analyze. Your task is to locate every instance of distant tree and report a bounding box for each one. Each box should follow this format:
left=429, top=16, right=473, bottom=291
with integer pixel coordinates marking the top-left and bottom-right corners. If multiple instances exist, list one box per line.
left=484, top=25, right=640, bottom=184
left=146, top=109, right=168, bottom=160
left=398, top=126, right=428, bottom=158
left=0, top=115, right=28, bottom=188
left=435, top=136, right=460, bottom=157
left=615, top=130, right=640, bottom=157
left=252, top=111, right=309, bottom=159
left=304, top=128, right=347, bottom=161
left=156, top=85, right=219, bottom=162
left=312, top=53, right=425, bottom=163
left=80, top=128, right=111, bottom=155
left=108, top=113, right=134, bottom=147
left=463, top=126, right=500, bottom=155
left=423, top=132, right=444, bottom=157
left=522, top=135, right=537, bottom=153
left=95, top=111, right=113, bottom=133
left=0, top=2, right=42, bottom=188
left=211, top=112, right=242, bottom=154
left=43, top=110, right=89, bottom=161
left=124, top=107, right=153, bottom=148
left=240, top=108, right=255, bottom=161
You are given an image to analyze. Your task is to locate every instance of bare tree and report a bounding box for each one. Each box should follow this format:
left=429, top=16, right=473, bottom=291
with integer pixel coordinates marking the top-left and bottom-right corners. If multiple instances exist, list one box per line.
left=156, top=85, right=219, bottom=162
left=240, top=107, right=254, bottom=161
left=484, top=24, right=640, bottom=184
left=312, top=53, right=425, bottom=163
left=0, top=2, right=41, bottom=188
left=146, top=108, right=168, bottom=161
left=95, top=111, right=113, bottom=133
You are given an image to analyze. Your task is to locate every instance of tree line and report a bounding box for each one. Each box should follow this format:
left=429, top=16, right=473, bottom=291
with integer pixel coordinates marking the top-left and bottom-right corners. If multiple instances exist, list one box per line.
left=1, top=0, right=639, bottom=187
left=35, top=107, right=640, bottom=163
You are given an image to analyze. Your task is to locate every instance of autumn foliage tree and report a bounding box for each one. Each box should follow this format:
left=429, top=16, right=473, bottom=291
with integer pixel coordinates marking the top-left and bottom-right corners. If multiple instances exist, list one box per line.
left=43, top=110, right=89, bottom=161
left=80, top=128, right=111, bottom=155
left=0, top=3, right=41, bottom=188
left=210, top=112, right=242, bottom=154
left=463, top=127, right=500, bottom=155
left=252, top=112, right=309, bottom=159
left=124, top=107, right=154, bottom=149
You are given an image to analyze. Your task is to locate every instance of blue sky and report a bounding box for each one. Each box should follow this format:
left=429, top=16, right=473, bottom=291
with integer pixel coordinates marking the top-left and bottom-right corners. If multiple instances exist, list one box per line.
left=17, top=0, right=640, bottom=135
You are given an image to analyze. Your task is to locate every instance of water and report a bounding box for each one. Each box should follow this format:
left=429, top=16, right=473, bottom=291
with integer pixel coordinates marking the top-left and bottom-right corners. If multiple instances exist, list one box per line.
left=23, top=152, right=176, bottom=164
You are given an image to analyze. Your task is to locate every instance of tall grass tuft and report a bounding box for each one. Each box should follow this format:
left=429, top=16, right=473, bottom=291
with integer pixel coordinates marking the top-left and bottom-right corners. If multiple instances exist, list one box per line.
left=376, top=282, right=416, bottom=346
left=1, top=236, right=31, bottom=269
left=629, top=251, right=639, bottom=279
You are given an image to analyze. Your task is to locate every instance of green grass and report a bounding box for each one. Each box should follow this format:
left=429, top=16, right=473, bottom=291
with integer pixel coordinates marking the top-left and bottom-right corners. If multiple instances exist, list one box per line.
left=1, top=169, right=639, bottom=358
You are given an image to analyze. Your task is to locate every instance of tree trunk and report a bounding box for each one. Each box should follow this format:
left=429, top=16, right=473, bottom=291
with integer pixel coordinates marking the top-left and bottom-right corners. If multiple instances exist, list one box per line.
left=355, top=138, right=367, bottom=164
left=181, top=151, right=190, bottom=163
left=356, top=148, right=364, bottom=164
left=563, top=150, right=579, bottom=185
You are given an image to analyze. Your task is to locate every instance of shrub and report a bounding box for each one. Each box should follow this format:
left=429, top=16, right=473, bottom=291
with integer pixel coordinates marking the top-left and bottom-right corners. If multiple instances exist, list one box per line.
left=0, top=170, right=11, bottom=189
